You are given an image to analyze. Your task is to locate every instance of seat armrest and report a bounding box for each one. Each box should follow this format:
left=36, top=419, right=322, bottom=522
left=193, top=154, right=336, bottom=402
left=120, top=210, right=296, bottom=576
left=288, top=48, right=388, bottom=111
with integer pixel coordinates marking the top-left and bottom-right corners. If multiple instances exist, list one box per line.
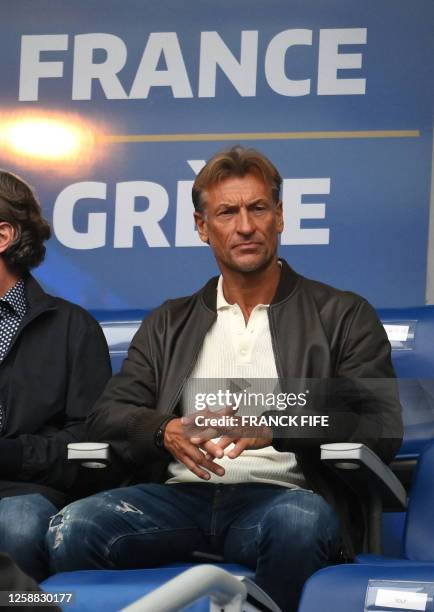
left=121, top=564, right=281, bottom=612
left=320, top=443, right=407, bottom=509
left=67, top=442, right=110, bottom=468
left=321, top=443, right=407, bottom=554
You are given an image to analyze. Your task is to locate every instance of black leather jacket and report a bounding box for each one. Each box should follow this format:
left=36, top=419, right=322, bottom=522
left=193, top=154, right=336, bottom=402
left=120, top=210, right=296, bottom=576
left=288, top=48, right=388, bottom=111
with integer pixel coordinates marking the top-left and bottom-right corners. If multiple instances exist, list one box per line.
left=88, top=259, right=403, bottom=556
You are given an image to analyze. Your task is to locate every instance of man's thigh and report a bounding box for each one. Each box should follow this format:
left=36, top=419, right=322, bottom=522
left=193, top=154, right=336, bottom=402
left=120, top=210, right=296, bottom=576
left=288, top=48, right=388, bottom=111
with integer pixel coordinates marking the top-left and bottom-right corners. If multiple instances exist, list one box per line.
left=0, top=493, right=57, bottom=542
left=221, top=486, right=341, bottom=612
left=0, top=494, right=57, bottom=582
left=222, top=486, right=341, bottom=566
left=48, top=483, right=214, bottom=571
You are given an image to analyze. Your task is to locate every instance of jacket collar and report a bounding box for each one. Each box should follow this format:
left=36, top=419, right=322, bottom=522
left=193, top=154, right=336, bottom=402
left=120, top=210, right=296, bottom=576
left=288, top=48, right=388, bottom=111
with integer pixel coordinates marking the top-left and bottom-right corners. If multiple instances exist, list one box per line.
left=23, top=274, right=58, bottom=316
left=271, top=259, right=301, bottom=305
left=0, top=275, right=58, bottom=364
left=201, top=258, right=301, bottom=312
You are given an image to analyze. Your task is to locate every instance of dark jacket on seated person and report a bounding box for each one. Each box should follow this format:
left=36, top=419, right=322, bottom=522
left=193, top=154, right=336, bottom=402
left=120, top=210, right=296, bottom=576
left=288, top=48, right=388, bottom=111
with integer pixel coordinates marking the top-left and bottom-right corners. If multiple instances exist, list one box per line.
left=0, top=275, right=112, bottom=508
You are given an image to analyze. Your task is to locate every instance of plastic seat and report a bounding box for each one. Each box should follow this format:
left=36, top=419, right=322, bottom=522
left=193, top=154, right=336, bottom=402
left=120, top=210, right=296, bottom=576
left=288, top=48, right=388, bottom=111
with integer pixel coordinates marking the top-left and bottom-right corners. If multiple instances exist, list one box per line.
left=298, top=439, right=434, bottom=612
left=298, top=563, right=434, bottom=612
left=355, top=439, right=434, bottom=565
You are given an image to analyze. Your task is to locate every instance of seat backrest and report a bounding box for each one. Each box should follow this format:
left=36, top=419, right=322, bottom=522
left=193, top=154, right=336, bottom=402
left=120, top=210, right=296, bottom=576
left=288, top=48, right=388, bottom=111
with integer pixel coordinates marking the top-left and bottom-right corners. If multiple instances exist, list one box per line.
left=377, top=306, right=434, bottom=459
left=92, top=309, right=149, bottom=374
left=403, top=439, right=434, bottom=560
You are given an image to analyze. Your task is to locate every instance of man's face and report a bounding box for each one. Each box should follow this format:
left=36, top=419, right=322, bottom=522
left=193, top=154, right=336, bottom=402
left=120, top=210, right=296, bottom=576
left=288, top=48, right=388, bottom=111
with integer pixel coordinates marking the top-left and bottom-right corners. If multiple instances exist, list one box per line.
left=194, top=172, right=283, bottom=274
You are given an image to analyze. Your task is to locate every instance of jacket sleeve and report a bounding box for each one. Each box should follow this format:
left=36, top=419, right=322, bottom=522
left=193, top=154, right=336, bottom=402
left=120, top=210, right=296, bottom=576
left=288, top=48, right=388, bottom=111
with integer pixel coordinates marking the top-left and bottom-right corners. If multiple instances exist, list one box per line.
left=87, top=311, right=172, bottom=470
left=0, top=315, right=112, bottom=489
left=272, top=299, right=403, bottom=463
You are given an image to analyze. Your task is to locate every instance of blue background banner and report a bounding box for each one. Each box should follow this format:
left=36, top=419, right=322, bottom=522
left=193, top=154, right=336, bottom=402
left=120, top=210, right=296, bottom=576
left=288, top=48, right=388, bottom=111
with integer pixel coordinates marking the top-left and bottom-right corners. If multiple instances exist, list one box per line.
left=0, top=0, right=433, bottom=309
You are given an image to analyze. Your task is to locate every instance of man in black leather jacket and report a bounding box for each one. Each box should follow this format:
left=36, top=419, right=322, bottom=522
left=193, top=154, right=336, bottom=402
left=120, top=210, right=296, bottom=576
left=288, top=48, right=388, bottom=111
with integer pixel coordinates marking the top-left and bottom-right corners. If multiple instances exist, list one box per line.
left=0, top=171, right=111, bottom=581
left=48, top=147, right=402, bottom=612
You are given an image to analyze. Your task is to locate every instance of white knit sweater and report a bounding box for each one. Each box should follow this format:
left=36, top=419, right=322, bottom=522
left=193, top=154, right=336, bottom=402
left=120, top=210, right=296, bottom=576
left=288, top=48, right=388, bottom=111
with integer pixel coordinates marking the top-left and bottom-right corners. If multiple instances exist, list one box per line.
left=166, top=276, right=306, bottom=489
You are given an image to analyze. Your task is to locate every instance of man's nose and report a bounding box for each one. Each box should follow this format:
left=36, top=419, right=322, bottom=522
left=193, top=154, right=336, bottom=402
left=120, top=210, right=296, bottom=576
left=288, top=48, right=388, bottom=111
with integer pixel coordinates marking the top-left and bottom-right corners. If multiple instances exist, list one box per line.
left=236, top=208, right=255, bottom=235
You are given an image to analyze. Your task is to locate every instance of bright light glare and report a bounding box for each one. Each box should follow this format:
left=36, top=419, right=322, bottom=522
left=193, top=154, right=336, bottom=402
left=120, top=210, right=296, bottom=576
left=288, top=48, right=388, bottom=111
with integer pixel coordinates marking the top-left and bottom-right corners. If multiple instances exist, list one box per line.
left=2, top=117, right=86, bottom=161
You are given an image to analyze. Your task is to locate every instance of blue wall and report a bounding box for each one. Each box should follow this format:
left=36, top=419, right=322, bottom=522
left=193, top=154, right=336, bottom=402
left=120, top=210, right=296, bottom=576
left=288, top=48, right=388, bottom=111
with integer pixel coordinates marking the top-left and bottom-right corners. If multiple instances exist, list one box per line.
left=1, top=0, right=433, bottom=309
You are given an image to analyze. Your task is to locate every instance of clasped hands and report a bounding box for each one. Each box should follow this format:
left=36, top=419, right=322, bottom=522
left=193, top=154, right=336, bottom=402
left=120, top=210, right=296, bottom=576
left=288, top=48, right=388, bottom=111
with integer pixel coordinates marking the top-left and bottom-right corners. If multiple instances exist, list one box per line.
left=163, top=406, right=272, bottom=481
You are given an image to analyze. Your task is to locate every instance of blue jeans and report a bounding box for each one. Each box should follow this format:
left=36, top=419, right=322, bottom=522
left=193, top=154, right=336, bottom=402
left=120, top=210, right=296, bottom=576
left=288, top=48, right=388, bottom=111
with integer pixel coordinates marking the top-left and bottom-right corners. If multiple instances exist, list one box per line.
left=0, top=494, right=57, bottom=582
left=47, top=484, right=341, bottom=612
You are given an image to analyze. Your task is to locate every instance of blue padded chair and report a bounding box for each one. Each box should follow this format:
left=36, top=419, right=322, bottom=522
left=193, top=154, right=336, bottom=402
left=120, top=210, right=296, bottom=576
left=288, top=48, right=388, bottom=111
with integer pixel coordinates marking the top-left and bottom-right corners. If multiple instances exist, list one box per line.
left=377, top=306, right=434, bottom=459
left=93, top=310, right=149, bottom=375
left=298, top=564, right=434, bottom=612
left=362, top=307, right=434, bottom=557
left=358, top=307, right=434, bottom=558
left=298, top=439, right=434, bottom=612
left=355, top=439, right=434, bottom=565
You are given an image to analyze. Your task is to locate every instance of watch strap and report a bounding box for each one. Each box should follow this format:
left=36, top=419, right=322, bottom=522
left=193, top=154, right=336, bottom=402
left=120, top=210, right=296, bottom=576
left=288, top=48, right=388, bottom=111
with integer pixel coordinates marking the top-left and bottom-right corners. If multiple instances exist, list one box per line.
left=154, top=415, right=177, bottom=450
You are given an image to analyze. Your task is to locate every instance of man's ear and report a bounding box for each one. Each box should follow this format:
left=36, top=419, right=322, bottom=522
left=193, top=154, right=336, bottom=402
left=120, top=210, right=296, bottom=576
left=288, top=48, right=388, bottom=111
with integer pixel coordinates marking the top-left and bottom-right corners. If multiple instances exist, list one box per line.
left=194, top=211, right=209, bottom=244
left=0, top=223, right=16, bottom=254
left=276, top=201, right=284, bottom=234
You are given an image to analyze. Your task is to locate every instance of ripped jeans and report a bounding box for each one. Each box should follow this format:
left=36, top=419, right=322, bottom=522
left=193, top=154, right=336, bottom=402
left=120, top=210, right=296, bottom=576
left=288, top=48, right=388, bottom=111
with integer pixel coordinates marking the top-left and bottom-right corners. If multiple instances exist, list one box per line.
left=47, top=483, right=341, bottom=612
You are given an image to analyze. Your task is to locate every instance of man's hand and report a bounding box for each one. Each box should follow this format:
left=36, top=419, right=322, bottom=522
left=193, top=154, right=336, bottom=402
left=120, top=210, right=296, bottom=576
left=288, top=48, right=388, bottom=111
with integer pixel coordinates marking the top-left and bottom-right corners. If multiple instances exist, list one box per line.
left=163, top=418, right=225, bottom=480
left=182, top=407, right=273, bottom=460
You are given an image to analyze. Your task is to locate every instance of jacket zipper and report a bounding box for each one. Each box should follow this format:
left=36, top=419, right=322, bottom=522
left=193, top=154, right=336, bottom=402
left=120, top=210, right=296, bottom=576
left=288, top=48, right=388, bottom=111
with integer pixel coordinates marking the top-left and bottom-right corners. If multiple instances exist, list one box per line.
left=0, top=306, right=56, bottom=434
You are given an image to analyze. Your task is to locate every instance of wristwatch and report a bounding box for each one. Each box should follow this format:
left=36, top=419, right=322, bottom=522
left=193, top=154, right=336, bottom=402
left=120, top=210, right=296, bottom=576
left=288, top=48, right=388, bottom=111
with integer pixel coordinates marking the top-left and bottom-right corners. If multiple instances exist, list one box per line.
left=154, top=416, right=177, bottom=449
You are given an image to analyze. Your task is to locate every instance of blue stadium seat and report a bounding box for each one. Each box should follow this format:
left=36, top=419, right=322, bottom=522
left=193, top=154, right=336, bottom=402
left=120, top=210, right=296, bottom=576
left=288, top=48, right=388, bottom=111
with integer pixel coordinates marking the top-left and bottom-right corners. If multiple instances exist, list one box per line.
left=92, top=310, right=149, bottom=375
left=298, top=563, right=434, bottom=612
left=356, top=439, right=434, bottom=565
left=377, top=306, right=434, bottom=458
left=298, top=439, right=434, bottom=612
left=374, top=306, right=434, bottom=557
